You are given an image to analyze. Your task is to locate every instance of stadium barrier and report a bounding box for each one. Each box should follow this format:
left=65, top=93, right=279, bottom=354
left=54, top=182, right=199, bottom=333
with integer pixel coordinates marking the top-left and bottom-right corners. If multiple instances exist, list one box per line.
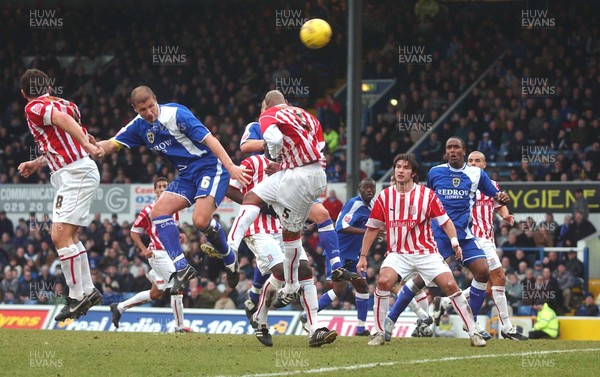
left=3, top=305, right=596, bottom=340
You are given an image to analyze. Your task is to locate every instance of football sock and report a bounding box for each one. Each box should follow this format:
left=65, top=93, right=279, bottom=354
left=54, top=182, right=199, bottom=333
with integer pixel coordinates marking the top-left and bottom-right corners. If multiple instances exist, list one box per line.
left=387, top=284, right=416, bottom=323
left=355, top=292, right=369, bottom=333
left=227, top=205, right=260, bottom=252
left=317, top=289, right=337, bottom=311
left=373, top=288, right=390, bottom=333
left=450, top=290, right=476, bottom=336
left=282, top=238, right=302, bottom=295
left=171, top=293, right=185, bottom=328
left=468, top=279, right=487, bottom=323
left=202, top=219, right=236, bottom=267
left=118, top=290, right=151, bottom=313
left=58, top=244, right=84, bottom=300
left=491, top=286, right=513, bottom=331
left=153, top=215, right=188, bottom=270
left=299, top=278, right=319, bottom=336
left=76, top=242, right=95, bottom=295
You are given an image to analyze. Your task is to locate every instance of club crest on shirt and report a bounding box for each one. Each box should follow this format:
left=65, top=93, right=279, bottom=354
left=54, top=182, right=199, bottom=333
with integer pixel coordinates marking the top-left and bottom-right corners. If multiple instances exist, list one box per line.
left=452, top=177, right=460, bottom=187
left=408, top=205, right=417, bottom=216
left=147, top=130, right=155, bottom=143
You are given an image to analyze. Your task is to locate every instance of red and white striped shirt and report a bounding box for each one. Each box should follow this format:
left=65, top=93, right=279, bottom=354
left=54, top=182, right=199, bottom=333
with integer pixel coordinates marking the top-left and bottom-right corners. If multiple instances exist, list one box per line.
left=367, top=184, right=449, bottom=255
left=230, top=155, right=281, bottom=236
left=259, top=105, right=325, bottom=169
left=472, top=180, right=502, bottom=241
left=131, top=202, right=179, bottom=250
left=24, top=94, right=89, bottom=172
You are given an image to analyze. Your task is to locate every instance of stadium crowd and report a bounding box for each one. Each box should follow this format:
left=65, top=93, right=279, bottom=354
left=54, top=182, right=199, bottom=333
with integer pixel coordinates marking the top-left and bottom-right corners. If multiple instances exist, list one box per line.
left=0, top=0, right=598, bottom=319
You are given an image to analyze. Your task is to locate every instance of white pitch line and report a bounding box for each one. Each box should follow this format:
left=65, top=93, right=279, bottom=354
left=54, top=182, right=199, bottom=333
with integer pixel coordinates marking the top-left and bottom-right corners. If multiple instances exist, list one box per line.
left=214, top=347, right=600, bottom=377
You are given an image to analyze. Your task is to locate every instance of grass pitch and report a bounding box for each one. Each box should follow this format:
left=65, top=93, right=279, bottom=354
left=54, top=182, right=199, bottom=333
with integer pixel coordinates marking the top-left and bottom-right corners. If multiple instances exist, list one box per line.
left=2, top=329, right=599, bottom=377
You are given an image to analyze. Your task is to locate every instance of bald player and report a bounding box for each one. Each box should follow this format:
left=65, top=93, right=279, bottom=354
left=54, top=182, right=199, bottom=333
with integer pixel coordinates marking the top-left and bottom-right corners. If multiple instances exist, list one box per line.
left=95, top=86, right=250, bottom=293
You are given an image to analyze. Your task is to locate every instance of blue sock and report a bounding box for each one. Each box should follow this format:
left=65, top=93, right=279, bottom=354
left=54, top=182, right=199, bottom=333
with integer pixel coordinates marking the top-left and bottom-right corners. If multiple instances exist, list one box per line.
left=318, top=290, right=336, bottom=311
left=388, top=285, right=416, bottom=322
left=318, top=219, right=342, bottom=270
left=468, top=286, right=486, bottom=323
left=355, top=292, right=369, bottom=333
left=153, top=215, right=188, bottom=270
left=202, top=219, right=235, bottom=266
left=249, top=267, right=269, bottom=305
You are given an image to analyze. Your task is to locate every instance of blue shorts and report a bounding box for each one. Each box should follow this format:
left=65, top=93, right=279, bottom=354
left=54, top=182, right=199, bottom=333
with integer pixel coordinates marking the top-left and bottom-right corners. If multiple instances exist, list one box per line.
left=435, top=237, right=486, bottom=267
left=325, top=254, right=365, bottom=280
left=166, top=161, right=230, bottom=206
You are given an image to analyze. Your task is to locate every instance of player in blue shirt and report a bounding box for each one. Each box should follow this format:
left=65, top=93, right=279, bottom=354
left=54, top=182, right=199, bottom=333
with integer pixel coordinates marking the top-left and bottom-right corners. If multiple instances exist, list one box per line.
left=96, top=86, right=250, bottom=293
left=385, top=137, right=509, bottom=339
left=239, top=120, right=359, bottom=316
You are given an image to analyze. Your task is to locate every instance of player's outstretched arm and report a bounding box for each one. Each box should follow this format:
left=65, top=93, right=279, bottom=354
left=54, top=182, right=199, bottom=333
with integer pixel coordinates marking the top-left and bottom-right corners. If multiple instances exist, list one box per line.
left=496, top=205, right=514, bottom=226
left=17, top=156, right=47, bottom=178
left=240, top=139, right=264, bottom=154
left=203, top=134, right=250, bottom=185
left=440, top=219, right=462, bottom=261
left=51, top=111, right=104, bottom=159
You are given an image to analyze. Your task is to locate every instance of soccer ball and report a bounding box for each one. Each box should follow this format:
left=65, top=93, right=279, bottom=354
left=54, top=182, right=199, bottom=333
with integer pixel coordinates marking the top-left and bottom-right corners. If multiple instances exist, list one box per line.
left=300, top=18, right=332, bottom=49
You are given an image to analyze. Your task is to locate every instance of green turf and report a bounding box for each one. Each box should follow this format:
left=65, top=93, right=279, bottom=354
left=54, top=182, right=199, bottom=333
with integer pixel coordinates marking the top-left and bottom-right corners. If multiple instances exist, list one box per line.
left=1, top=329, right=599, bottom=377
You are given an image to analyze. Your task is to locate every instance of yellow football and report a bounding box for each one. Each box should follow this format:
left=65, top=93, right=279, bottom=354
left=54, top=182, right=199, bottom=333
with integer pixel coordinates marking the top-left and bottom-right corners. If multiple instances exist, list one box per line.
left=300, top=18, right=332, bottom=49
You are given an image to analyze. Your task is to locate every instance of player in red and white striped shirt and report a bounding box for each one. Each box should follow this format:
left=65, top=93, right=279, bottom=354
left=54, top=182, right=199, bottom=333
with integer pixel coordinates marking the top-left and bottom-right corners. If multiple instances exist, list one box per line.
left=110, top=177, right=191, bottom=332
left=258, top=102, right=325, bottom=169
left=18, top=69, right=104, bottom=321
left=357, top=154, right=486, bottom=347
left=228, top=90, right=328, bottom=314
left=467, top=151, right=526, bottom=340
left=228, top=154, right=336, bottom=347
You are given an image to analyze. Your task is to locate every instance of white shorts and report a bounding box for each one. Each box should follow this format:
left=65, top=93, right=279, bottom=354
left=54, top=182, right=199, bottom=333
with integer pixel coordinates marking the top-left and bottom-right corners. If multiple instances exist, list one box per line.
left=252, top=163, right=326, bottom=232
left=147, top=249, right=175, bottom=291
left=380, top=252, right=451, bottom=286
left=50, top=158, right=100, bottom=227
left=244, top=233, right=308, bottom=275
left=478, top=237, right=501, bottom=271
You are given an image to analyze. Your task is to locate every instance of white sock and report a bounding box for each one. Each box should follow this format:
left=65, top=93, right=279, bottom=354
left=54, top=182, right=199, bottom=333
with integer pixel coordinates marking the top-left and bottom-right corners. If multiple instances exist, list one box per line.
left=256, top=276, right=283, bottom=325
left=171, top=294, right=184, bottom=328
left=374, top=288, right=390, bottom=333
left=415, top=290, right=429, bottom=312
left=282, top=238, right=302, bottom=295
left=441, top=296, right=452, bottom=310
left=299, top=278, right=319, bottom=336
left=76, top=242, right=94, bottom=295
left=58, top=245, right=84, bottom=300
left=408, top=299, right=430, bottom=321
left=491, top=286, right=513, bottom=331
left=227, top=205, right=261, bottom=251
left=117, top=290, right=151, bottom=313
left=462, top=286, right=471, bottom=300
left=449, top=290, right=475, bottom=336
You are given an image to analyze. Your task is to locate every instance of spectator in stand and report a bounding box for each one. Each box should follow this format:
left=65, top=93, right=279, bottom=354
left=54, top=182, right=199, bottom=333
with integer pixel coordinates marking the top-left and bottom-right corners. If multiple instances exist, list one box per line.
left=199, top=281, right=221, bottom=309
left=571, top=189, right=590, bottom=220
left=315, top=94, right=342, bottom=130
left=564, top=250, right=585, bottom=279
left=541, top=267, right=562, bottom=314
left=554, top=264, right=575, bottom=311
left=0, top=211, right=14, bottom=237
left=555, top=214, right=572, bottom=247
left=360, top=150, right=375, bottom=179
left=565, top=210, right=597, bottom=246
left=323, top=125, right=339, bottom=153
left=477, top=132, right=496, bottom=161
left=575, top=293, right=599, bottom=316
left=322, top=190, right=344, bottom=222
left=533, top=223, right=554, bottom=247
left=540, top=212, right=559, bottom=242
left=420, top=132, right=443, bottom=162
left=505, top=273, right=523, bottom=314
